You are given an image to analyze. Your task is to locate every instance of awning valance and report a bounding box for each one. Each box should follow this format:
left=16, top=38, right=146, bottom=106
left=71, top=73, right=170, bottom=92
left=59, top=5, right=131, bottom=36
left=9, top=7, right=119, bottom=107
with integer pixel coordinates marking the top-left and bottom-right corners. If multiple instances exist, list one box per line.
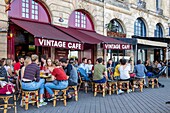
left=56, top=26, right=132, bottom=50
left=10, top=18, right=83, bottom=50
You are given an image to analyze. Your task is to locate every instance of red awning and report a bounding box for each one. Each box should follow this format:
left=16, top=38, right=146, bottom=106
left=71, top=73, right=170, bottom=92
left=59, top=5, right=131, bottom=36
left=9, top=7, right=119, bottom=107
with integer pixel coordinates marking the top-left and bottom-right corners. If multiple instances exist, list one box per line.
left=10, top=18, right=83, bottom=50
left=56, top=27, right=131, bottom=50
left=55, top=26, right=102, bottom=44
left=78, top=30, right=126, bottom=44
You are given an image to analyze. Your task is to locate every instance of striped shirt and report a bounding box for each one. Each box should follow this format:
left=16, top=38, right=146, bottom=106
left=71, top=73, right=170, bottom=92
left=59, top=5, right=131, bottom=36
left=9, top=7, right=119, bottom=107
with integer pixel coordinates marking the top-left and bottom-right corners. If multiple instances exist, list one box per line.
left=23, top=63, right=40, bottom=82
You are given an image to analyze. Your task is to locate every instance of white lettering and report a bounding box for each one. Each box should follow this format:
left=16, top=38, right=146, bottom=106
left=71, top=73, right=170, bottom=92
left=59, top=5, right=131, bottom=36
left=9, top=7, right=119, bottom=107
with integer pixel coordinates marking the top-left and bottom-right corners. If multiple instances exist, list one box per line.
left=51, top=40, right=54, bottom=46
left=46, top=40, right=51, bottom=46
left=68, top=42, right=72, bottom=48
left=38, top=39, right=44, bottom=45
left=37, top=38, right=82, bottom=50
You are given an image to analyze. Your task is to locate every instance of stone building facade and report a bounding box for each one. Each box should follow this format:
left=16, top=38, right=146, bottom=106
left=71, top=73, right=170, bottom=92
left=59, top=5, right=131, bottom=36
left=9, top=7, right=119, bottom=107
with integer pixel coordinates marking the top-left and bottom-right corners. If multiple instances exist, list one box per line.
left=0, top=0, right=170, bottom=61
left=34, top=0, right=170, bottom=61
left=0, top=0, right=8, bottom=59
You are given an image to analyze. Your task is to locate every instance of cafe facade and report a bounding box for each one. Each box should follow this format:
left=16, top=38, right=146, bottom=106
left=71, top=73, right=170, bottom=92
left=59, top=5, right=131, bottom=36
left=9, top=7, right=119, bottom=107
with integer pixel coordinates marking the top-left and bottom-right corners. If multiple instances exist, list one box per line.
left=6, top=0, right=132, bottom=63
left=4, top=0, right=169, bottom=63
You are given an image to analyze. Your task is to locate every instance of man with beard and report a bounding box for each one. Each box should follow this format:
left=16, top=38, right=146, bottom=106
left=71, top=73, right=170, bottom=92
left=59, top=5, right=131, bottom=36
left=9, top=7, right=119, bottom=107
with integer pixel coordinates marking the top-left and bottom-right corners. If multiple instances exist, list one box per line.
left=14, top=56, right=24, bottom=76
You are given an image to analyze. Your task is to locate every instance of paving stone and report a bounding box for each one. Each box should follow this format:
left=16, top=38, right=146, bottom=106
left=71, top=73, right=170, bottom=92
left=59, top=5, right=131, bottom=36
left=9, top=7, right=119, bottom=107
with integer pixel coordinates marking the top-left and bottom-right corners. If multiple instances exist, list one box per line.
left=1, top=78, right=170, bottom=113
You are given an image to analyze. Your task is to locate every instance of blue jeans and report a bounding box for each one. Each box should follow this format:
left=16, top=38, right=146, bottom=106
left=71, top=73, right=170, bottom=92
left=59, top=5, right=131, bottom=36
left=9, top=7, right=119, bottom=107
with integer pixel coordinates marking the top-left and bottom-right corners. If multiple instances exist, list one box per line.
left=45, top=80, right=68, bottom=95
left=93, top=77, right=106, bottom=83
left=22, top=79, right=45, bottom=94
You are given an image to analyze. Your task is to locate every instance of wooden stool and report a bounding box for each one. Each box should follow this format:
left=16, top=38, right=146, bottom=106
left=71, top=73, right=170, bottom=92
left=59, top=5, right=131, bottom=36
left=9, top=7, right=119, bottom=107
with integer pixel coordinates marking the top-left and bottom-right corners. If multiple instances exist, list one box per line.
left=94, top=82, right=106, bottom=97
left=118, top=81, right=129, bottom=93
left=21, top=89, right=39, bottom=110
left=53, top=88, right=67, bottom=107
left=132, top=78, right=144, bottom=92
left=78, top=73, right=89, bottom=93
left=68, top=85, right=78, bottom=101
left=0, top=94, right=17, bottom=113
left=108, top=81, right=118, bottom=95
left=148, top=78, right=159, bottom=88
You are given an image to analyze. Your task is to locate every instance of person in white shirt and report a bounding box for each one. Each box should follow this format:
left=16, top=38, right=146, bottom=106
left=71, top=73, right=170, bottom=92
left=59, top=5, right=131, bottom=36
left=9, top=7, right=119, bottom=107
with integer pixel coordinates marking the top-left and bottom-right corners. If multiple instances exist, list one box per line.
left=119, top=59, right=130, bottom=80
left=87, top=59, right=93, bottom=78
left=118, top=59, right=132, bottom=93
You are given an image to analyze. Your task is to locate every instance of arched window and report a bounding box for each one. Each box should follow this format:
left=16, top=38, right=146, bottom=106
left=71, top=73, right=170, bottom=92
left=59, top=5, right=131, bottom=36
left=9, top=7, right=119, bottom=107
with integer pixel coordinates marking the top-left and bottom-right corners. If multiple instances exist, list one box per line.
left=107, top=19, right=124, bottom=33
left=154, top=23, right=163, bottom=37
left=134, top=18, right=146, bottom=37
left=21, top=0, right=38, bottom=19
left=69, top=10, right=94, bottom=30
left=8, top=0, right=50, bottom=23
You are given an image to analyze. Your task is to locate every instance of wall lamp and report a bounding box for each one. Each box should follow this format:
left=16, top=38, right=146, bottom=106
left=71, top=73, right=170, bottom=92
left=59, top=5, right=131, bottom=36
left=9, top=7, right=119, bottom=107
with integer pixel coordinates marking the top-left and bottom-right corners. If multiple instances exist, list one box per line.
left=4, top=0, right=12, bottom=12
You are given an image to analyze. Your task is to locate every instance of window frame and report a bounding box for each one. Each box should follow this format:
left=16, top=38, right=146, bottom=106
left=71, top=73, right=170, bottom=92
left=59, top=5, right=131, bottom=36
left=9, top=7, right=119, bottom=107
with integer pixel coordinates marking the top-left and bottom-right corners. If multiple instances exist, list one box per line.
left=75, top=11, right=87, bottom=29
left=154, top=24, right=163, bottom=37
left=134, top=18, right=146, bottom=37
left=108, top=19, right=124, bottom=33
left=21, top=0, right=39, bottom=20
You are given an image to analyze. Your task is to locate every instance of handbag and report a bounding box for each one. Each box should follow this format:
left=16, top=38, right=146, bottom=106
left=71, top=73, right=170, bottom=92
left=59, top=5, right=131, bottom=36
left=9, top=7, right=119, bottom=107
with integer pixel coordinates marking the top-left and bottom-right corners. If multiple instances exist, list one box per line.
left=0, top=81, right=15, bottom=94
left=130, top=73, right=136, bottom=78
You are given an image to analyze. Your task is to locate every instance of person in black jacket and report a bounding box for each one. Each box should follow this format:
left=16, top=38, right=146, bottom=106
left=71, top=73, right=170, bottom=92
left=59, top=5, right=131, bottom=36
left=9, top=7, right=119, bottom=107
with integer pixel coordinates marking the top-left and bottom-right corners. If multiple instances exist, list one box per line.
left=0, top=59, right=8, bottom=82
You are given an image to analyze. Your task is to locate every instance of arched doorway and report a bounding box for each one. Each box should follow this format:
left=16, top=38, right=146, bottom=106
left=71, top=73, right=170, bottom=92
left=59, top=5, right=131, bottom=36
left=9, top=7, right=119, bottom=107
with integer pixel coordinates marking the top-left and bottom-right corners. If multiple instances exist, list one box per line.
left=106, top=19, right=127, bottom=62
left=68, top=10, right=95, bottom=63
left=8, top=0, right=51, bottom=59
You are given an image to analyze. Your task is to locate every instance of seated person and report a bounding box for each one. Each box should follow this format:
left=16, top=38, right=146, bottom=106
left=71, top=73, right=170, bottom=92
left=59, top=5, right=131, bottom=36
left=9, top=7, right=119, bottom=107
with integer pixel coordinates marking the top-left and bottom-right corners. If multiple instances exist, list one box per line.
left=134, top=60, right=147, bottom=78
left=93, top=58, right=107, bottom=83
left=0, top=59, right=8, bottom=82
left=60, top=58, right=78, bottom=86
left=118, top=59, right=132, bottom=93
left=134, top=60, right=148, bottom=87
left=87, top=59, right=93, bottom=78
left=107, top=59, right=114, bottom=80
left=113, top=59, right=122, bottom=80
left=78, top=58, right=90, bottom=81
left=22, top=54, right=47, bottom=106
left=45, top=61, right=68, bottom=100
left=67, top=58, right=78, bottom=86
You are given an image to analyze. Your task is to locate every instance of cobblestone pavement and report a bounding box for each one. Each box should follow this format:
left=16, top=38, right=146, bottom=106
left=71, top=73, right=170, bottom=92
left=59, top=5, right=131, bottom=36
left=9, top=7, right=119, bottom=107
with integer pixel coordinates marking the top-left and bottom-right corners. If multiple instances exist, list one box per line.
left=1, top=78, right=170, bottom=113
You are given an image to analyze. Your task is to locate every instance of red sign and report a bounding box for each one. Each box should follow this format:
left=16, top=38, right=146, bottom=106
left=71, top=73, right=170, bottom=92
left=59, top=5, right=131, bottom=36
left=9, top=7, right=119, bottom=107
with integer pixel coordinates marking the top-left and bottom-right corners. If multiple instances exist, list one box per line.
left=35, top=38, right=83, bottom=50
left=104, top=43, right=131, bottom=50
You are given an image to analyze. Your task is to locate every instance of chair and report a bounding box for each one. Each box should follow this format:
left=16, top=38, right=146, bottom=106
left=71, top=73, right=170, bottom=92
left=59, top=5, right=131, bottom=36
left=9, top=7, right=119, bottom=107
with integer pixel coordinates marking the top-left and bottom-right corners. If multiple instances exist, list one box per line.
left=68, top=85, right=78, bottom=101
left=148, top=78, right=159, bottom=88
left=132, top=78, right=144, bottom=92
left=108, top=80, right=118, bottom=95
left=0, top=94, right=17, bottom=113
left=118, top=81, right=130, bottom=93
left=77, top=72, right=89, bottom=93
left=20, top=81, right=39, bottom=110
left=148, top=66, right=167, bottom=88
left=93, top=82, right=106, bottom=97
left=53, top=88, right=67, bottom=107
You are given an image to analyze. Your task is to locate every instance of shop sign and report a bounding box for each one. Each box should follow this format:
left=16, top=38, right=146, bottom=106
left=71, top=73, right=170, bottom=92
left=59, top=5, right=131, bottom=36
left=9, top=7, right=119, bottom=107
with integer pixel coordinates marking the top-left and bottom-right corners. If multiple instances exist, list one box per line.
left=104, top=43, right=131, bottom=50
left=35, top=38, right=83, bottom=50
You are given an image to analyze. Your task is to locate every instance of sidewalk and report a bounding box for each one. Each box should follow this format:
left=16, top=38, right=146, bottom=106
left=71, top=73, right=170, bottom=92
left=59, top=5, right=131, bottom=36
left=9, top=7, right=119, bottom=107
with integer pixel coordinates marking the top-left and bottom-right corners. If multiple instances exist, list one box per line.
left=2, top=78, right=170, bottom=113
